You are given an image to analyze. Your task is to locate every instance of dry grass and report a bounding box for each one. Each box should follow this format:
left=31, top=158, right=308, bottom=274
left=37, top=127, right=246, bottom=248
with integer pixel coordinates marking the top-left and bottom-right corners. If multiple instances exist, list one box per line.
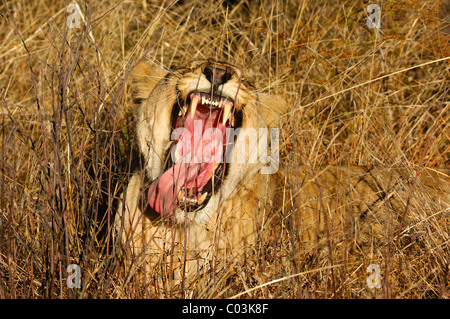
left=0, top=0, right=449, bottom=298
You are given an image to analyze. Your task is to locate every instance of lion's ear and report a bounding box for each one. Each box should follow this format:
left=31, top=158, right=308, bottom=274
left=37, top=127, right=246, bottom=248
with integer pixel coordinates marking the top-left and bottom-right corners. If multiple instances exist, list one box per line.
left=131, top=60, right=167, bottom=105
left=258, top=93, right=288, bottom=128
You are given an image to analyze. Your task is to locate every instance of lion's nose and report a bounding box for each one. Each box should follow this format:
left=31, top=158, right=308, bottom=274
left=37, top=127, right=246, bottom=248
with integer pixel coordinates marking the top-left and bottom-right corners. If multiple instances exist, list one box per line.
left=203, top=66, right=232, bottom=88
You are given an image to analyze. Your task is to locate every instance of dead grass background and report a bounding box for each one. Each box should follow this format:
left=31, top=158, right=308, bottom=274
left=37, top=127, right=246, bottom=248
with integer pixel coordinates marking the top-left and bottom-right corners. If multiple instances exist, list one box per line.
left=0, top=0, right=449, bottom=298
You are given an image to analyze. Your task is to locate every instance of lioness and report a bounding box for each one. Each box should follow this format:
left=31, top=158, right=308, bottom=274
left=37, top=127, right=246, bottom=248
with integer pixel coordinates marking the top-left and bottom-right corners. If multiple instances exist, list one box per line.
left=114, top=59, right=285, bottom=283
left=114, top=58, right=449, bottom=288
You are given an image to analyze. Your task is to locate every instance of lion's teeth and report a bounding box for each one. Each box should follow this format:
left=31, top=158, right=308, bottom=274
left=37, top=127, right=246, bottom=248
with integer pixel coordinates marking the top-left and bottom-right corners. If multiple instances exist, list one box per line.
left=191, top=96, right=200, bottom=118
left=191, top=95, right=199, bottom=119
left=178, top=106, right=187, bottom=116
left=177, top=188, right=184, bottom=201
left=201, top=96, right=218, bottom=106
left=197, top=192, right=208, bottom=204
left=222, top=102, right=232, bottom=125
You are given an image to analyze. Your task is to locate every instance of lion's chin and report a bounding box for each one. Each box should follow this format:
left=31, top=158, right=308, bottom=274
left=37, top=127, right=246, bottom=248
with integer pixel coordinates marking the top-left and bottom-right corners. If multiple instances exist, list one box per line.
left=147, top=91, right=238, bottom=218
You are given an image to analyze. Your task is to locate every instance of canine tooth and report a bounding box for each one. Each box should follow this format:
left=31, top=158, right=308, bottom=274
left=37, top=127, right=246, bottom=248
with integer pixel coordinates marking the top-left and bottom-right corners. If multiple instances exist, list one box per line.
left=197, top=192, right=208, bottom=204
left=191, top=95, right=199, bottom=119
left=177, top=188, right=184, bottom=201
left=211, top=163, right=220, bottom=176
left=178, top=106, right=187, bottom=117
left=222, top=102, right=232, bottom=125
left=218, top=101, right=223, bottom=108
left=230, top=116, right=235, bottom=127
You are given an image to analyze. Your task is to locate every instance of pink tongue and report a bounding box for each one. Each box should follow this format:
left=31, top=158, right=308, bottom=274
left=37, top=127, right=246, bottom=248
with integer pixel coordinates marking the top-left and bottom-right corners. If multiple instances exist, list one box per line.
left=148, top=112, right=226, bottom=217
left=147, top=162, right=214, bottom=217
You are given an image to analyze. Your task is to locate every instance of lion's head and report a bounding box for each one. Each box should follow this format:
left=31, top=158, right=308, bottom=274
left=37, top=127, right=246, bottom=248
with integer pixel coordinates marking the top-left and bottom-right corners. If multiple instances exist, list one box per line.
left=131, top=59, right=285, bottom=223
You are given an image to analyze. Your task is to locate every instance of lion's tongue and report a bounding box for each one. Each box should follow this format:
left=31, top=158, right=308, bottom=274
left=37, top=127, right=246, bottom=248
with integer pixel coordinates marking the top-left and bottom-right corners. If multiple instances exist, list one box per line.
left=148, top=110, right=225, bottom=217
left=147, top=162, right=214, bottom=217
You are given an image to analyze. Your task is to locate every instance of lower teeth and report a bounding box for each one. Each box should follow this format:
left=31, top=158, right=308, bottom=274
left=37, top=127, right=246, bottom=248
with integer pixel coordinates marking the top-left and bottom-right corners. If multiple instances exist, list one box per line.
left=178, top=192, right=208, bottom=205
left=197, top=192, right=208, bottom=204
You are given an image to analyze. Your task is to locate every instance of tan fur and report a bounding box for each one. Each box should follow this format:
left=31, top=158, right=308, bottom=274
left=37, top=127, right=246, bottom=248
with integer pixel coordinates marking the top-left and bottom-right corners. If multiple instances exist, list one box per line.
left=281, top=165, right=449, bottom=258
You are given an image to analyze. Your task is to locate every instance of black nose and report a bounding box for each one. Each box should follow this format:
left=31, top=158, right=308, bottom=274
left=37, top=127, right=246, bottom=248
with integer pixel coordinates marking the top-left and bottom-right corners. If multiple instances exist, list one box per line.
left=203, top=66, right=232, bottom=88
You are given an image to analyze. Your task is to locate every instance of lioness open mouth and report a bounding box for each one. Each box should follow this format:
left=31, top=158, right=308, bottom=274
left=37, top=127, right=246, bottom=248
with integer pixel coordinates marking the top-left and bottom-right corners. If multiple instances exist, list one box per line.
left=148, top=90, right=241, bottom=218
